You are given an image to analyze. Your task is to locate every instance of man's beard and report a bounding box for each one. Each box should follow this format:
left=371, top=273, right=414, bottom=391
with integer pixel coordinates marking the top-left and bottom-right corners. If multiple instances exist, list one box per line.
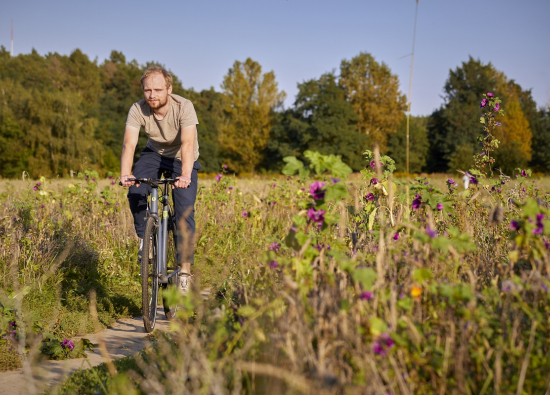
left=147, top=96, right=168, bottom=110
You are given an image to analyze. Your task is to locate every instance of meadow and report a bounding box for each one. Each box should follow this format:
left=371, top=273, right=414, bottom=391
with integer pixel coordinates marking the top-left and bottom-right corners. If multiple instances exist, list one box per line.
left=1, top=148, right=550, bottom=394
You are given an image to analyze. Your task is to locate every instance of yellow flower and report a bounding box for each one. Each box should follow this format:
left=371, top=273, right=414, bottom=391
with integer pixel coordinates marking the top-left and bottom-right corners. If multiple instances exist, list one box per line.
left=411, top=286, right=422, bottom=298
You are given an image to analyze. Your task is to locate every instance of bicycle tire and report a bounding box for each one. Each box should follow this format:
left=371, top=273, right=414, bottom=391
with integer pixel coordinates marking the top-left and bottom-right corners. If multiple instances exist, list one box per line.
left=142, top=216, right=159, bottom=332
left=162, top=217, right=178, bottom=320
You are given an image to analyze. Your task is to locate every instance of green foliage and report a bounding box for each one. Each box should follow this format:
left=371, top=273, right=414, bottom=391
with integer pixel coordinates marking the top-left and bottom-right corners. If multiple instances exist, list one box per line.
left=282, top=150, right=352, bottom=179
left=387, top=115, right=429, bottom=173
left=39, top=335, right=94, bottom=360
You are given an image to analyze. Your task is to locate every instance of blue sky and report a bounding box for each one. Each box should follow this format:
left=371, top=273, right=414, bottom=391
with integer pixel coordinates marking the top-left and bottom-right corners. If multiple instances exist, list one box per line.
left=3, top=0, right=549, bottom=115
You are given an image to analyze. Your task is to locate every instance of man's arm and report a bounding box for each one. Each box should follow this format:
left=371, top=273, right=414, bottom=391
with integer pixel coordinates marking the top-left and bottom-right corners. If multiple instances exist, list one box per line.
left=173, top=125, right=196, bottom=189
left=120, top=125, right=140, bottom=187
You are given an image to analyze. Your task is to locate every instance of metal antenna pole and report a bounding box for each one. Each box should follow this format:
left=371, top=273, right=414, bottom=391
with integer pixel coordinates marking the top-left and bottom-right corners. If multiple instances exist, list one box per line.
left=11, top=19, right=14, bottom=57
left=406, top=0, right=419, bottom=213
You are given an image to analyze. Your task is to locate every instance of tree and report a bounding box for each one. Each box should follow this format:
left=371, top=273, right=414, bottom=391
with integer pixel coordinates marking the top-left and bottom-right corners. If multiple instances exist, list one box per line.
left=387, top=116, right=429, bottom=173
left=266, top=73, right=368, bottom=171
left=530, top=108, right=550, bottom=173
left=219, top=58, right=285, bottom=173
left=339, top=52, right=407, bottom=151
left=427, top=57, right=534, bottom=174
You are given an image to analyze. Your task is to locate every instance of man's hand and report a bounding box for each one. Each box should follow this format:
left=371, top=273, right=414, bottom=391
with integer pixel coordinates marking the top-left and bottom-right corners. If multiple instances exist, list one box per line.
left=120, top=174, right=136, bottom=187
left=173, top=176, right=191, bottom=189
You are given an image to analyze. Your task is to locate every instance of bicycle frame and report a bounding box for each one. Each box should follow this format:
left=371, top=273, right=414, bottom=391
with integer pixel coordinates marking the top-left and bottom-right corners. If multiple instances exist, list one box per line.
left=147, top=181, right=180, bottom=284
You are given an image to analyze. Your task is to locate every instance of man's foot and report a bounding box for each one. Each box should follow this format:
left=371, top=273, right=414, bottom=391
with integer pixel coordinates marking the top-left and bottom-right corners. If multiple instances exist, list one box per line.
left=137, top=238, right=143, bottom=261
left=178, top=273, right=192, bottom=296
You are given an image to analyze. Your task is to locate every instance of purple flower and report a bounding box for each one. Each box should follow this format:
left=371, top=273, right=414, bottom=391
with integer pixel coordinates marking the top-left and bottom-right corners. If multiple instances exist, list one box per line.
left=370, top=160, right=376, bottom=169
left=216, top=174, right=222, bottom=182
left=542, top=283, right=549, bottom=293
left=373, top=342, right=385, bottom=356
left=496, top=122, right=501, bottom=126
left=272, top=183, right=277, bottom=188
left=373, top=333, right=395, bottom=356
left=437, top=203, right=443, bottom=211
left=62, top=339, right=74, bottom=351
left=242, top=212, right=248, bottom=218
left=446, top=178, right=455, bottom=184
left=426, top=227, right=437, bottom=238
left=509, top=220, right=520, bottom=230
left=494, top=102, right=500, bottom=111
left=359, top=291, right=373, bottom=301
left=480, top=98, right=488, bottom=108
left=92, top=177, right=96, bottom=182
left=269, top=260, right=279, bottom=269
left=309, top=181, right=326, bottom=200
left=521, top=170, right=527, bottom=177
left=223, top=165, right=228, bottom=169
left=33, top=186, right=38, bottom=191
left=470, top=176, right=478, bottom=185
left=36, top=182, right=42, bottom=186
left=269, top=242, right=280, bottom=252
left=487, top=92, right=494, bottom=97
left=393, top=232, right=399, bottom=241
left=412, top=196, right=422, bottom=210
left=365, top=193, right=374, bottom=202
left=307, top=208, right=326, bottom=227
left=111, top=180, right=115, bottom=185
left=370, top=178, right=378, bottom=185
left=331, top=177, right=340, bottom=184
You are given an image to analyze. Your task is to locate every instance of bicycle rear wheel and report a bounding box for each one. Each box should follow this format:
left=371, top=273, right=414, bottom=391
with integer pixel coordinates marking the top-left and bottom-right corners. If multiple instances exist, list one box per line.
left=142, top=216, right=159, bottom=332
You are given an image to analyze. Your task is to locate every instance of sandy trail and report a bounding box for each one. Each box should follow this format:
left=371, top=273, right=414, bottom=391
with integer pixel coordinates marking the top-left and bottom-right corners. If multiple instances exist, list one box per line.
left=0, top=307, right=170, bottom=395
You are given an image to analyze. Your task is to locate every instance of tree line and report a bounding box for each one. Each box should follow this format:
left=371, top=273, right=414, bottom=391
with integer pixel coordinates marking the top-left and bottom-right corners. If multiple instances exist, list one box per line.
left=0, top=47, right=549, bottom=178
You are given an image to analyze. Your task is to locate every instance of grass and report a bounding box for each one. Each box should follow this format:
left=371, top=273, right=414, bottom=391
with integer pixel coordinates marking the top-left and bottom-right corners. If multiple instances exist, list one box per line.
left=2, top=168, right=550, bottom=394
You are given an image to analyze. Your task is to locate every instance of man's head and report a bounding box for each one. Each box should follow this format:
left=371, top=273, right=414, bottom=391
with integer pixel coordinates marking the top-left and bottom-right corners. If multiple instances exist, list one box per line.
left=140, top=66, right=173, bottom=110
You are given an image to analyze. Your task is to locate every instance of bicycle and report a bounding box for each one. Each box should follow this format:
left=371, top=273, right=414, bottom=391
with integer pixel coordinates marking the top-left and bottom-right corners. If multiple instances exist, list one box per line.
left=120, top=177, right=181, bottom=332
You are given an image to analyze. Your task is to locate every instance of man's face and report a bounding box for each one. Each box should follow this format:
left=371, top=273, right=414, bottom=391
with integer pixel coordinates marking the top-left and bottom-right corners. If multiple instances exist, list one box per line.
left=142, top=73, right=172, bottom=110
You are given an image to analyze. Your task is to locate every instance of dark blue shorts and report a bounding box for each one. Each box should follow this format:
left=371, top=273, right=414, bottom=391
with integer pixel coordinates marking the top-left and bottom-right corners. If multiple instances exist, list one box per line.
left=127, top=147, right=201, bottom=264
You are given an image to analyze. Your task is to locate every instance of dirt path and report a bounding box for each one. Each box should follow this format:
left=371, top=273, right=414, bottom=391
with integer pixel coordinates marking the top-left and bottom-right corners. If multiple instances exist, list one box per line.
left=0, top=307, right=170, bottom=395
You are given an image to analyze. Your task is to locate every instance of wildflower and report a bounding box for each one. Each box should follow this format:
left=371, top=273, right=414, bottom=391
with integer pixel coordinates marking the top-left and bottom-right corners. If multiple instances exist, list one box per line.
left=359, top=291, right=373, bottom=301
left=309, top=181, right=326, bottom=200
left=331, top=177, right=340, bottom=184
left=33, top=186, right=38, bottom=191
left=446, top=178, right=455, bottom=184
left=469, top=176, right=478, bottom=185
left=307, top=208, right=326, bottom=227
left=494, top=102, right=500, bottom=111
left=487, top=92, right=494, bottom=97
left=269, top=242, right=280, bottom=252
left=62, top=339, right=74, bottom=351
left=393, top=233, right=399, bottom=241
left=370, top=160, right=376, bottom=168
left=426, top=227, right=437, bottom=238
left=412, top=195, right=422, bottom=210
left=370, top=178, right=378, bottom=185
left=222, top=164, right=228, bottom=169
left=216, top=174, right=222, bottom=182
left=365, top=193, right=374, bottom=202
left=111, top=180, right=115, bottom=185
left=411, top=286, right=422, bottom=298
left=372, top=333, right=395, bottom=356
left=242, top=212, right=248, bottom=218
left=533, top=214, right=544, bottom=235
left=272, top=183, right=277, bottom=188
left=496, top=122, right=501, bottom=126
left=509, top=220, right=520, bottom=230
left=92, top=177, right=96, bottom=182
left=480, top=98, right=488, bottom=108
left=521, top=170, right=527, bottom=177
left=436, top=203, right=443, bottom=211
left=36, top=182, right=42, bottom=186
left=542, top=283, right=549, bottom=293
left=269, top=260, right=279, bottom=269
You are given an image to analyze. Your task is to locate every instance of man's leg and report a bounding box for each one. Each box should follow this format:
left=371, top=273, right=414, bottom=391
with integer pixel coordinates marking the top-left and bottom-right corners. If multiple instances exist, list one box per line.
left=164, top=159, right=201, bottom=271
left=127, top=149, right=163, bottom=239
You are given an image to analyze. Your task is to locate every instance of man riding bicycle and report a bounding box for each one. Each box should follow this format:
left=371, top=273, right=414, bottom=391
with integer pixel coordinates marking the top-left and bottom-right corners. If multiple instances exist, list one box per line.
left=120, top=66, right=200, bottom=295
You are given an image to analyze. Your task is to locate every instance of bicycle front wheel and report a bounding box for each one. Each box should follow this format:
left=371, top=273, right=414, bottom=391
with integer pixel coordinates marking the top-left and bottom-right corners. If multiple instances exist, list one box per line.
left=142, top=216, right=159, bottom=333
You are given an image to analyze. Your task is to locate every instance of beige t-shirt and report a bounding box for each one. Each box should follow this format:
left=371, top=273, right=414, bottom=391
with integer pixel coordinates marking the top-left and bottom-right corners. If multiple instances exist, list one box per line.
left=126, top=94, right=199, bottom=161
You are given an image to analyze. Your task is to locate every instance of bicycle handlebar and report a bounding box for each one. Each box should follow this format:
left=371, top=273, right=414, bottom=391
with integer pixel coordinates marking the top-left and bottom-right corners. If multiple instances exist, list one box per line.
left=118, top=177, right=178, bottom=187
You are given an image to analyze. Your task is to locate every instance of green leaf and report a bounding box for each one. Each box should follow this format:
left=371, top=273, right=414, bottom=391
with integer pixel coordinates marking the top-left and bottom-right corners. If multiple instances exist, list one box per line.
left=368, top=208, right=378, bottom=231
left=369, top=317, right=388, bottom=336
left=480, top=117, right=485, bottom=124
left=282, top=156, right=304, bottom=176
left=412, top=268, right=433, bottom=283
left=324, top=183, right=348, bottom=202
left=237, top=305, right=256, bottom=317
left=353, top=268, right=377, bottom=290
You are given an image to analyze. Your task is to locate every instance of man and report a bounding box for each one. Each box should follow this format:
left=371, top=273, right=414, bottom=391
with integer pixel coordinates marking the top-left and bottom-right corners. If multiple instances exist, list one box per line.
left=120, top=66, right=200, bottom=295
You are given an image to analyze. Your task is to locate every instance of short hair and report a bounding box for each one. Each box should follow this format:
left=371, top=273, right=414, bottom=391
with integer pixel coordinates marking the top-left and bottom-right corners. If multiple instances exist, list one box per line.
left=140, top=66, right=173, bottom=89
